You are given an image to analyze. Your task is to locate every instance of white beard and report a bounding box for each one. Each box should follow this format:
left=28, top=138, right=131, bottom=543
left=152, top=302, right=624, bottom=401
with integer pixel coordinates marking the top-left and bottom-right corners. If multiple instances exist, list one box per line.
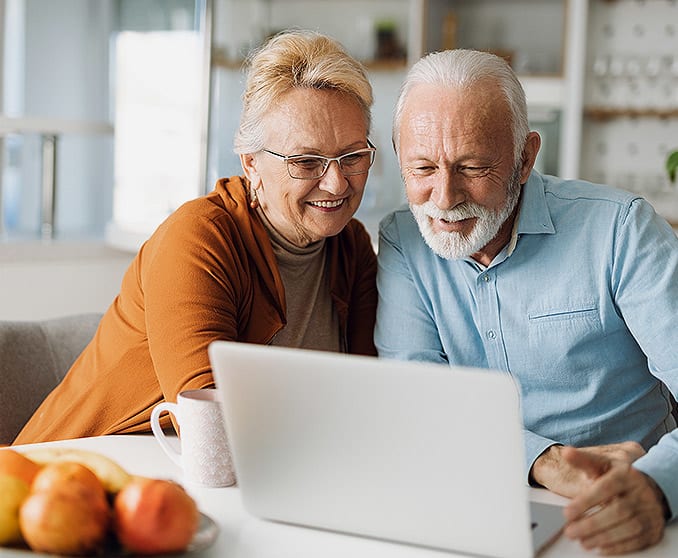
left=409, top=168, right=522, bottom=260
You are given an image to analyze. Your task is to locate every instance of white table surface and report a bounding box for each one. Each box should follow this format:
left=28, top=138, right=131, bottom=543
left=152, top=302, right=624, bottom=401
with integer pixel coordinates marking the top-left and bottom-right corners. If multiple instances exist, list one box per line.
left=4, top=435, right=677, bottom=558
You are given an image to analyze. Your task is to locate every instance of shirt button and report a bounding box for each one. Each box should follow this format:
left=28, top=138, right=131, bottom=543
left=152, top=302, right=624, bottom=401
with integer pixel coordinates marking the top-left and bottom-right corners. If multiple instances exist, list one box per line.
left=482, top=274, right=490, bottom=282
left=486, top=330, right=497, bottom=340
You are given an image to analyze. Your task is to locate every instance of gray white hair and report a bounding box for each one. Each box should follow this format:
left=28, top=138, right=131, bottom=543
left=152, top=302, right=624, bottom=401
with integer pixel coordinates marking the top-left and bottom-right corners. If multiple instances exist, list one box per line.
left=393, top=49, right=529, bottom=165
left=234, top=29, right=373, bottom=154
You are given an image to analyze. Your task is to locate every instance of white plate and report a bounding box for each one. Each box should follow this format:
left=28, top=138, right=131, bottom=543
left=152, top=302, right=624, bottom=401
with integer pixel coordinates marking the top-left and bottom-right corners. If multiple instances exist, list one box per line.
left=4, top=511, right=219, bottom=557
left=186, top=512, right=220, bottom=554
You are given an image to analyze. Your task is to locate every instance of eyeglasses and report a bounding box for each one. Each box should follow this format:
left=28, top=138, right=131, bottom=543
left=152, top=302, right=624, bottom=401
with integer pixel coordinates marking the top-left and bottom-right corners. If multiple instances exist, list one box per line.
left=261, top=140, right=376, bottom=180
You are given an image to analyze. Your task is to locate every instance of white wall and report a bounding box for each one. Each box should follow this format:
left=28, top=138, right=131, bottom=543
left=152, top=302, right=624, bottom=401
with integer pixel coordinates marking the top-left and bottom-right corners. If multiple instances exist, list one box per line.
left=0, top=242, right=133, bottom=320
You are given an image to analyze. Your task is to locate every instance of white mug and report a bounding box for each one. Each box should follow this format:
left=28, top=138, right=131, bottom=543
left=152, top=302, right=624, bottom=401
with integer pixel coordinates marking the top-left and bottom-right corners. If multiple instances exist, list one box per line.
left=150, top=388, right=236, bottom=487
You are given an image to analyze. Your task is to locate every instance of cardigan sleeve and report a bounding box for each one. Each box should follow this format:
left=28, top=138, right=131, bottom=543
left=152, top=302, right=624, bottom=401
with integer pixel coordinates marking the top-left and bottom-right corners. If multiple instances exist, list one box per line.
left=141, top=210, right=247, bottom=403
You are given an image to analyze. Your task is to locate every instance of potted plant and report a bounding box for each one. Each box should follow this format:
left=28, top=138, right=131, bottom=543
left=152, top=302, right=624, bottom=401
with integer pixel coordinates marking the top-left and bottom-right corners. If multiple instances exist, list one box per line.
left=668, top=150, right=678, bottom=184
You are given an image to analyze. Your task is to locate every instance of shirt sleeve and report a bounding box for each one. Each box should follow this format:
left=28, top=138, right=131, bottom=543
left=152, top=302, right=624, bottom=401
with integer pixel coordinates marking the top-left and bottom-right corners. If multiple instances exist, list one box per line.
left=610, top=198, right=678, bottom=520
left=375, top=212, right=449, bottom=363
left=523, top=431, right=560, bottom=485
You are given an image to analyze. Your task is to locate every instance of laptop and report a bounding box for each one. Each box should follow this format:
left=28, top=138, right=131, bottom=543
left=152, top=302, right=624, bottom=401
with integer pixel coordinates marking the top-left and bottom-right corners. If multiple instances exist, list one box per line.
left=209, top=341, right=565, bottom=558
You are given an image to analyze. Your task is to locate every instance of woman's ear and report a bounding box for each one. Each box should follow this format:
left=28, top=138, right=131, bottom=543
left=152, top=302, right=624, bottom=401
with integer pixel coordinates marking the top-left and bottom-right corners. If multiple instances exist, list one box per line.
left=519, top=131, right=542, bottom=183
left=240, top=153, right=261, bottom=187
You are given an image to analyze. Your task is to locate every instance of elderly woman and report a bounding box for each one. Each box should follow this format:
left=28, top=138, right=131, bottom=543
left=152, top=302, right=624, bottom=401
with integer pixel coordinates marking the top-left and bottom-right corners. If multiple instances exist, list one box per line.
left=15, top=30, right=377, bottom=444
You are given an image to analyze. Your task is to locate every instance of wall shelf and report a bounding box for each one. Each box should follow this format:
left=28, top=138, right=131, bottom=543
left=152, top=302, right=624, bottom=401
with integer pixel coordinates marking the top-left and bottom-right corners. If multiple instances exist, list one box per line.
left=580, top=0, right=678, bottom=224
left=211, top=47, right=408, bottom=73
left=584, top=107, right=678, bottom=120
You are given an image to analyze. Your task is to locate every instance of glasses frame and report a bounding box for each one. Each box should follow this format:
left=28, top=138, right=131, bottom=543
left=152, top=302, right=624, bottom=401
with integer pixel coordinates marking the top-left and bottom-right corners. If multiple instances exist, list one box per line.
left=261, top=139, right=376, bottom=180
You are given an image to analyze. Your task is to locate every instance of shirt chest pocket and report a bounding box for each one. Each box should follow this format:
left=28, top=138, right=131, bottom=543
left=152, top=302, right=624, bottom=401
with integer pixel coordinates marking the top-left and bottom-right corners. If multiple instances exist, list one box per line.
left=526, top=301, right=602, bottom=363
left=528, top=303, right=599, bottom=324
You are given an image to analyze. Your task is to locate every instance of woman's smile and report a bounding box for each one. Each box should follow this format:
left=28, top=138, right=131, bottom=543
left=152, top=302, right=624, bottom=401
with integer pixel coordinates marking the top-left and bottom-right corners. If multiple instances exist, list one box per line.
left=307, top=198, right=347, bottom=210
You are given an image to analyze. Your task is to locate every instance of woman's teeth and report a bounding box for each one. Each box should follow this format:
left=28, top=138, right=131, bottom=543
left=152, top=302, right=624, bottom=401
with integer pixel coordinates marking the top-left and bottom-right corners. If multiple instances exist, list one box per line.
left=309, top=199, right=344, bottom=208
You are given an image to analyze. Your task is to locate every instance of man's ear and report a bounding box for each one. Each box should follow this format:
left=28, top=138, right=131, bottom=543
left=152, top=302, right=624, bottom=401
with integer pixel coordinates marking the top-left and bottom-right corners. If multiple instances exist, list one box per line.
left=240, top=153, right=261, bottom=186
left=519, top=131, right=542, bottom=183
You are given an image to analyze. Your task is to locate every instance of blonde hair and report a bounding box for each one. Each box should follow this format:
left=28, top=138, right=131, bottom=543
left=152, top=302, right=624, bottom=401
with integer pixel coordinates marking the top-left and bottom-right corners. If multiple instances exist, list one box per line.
left=234, top=29, right=373, bottom=154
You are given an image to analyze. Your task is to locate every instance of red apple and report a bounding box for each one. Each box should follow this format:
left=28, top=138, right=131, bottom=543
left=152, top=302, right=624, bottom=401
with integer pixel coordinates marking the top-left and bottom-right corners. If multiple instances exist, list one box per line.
left=114, top=477, right=199, bottom=554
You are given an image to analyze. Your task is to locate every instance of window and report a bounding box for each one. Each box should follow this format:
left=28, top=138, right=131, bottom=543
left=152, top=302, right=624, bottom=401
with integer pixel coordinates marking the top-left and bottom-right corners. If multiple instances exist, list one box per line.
left=0, top=0, right=207, bottom=248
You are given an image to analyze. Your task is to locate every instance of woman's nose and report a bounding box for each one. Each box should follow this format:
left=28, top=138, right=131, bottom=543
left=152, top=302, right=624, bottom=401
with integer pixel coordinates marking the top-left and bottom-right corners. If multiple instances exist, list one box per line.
left=317, top=160, right=349, bottom=195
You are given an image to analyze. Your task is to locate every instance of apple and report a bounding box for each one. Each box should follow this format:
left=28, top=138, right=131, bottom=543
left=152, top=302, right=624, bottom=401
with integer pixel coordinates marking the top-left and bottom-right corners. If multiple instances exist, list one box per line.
left=30, top=461, right=106, bottom=502
left=114, top=477, right=199, bottom=554
left=20, top=486, right=109, bottom=555
left=19, top=461, right=110, bottom=555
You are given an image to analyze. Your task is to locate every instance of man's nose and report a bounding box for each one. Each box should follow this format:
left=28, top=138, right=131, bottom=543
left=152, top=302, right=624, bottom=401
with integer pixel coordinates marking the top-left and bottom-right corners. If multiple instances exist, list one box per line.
left=318, top=160, right=349, bottom=195
left=431, top=171, right=464, bottom=210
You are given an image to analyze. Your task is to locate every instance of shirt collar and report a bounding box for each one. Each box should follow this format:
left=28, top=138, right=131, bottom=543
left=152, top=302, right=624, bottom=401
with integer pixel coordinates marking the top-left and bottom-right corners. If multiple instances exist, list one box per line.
left=516, top=170, right=556, bottom=236
left=505, top=204, right=522, bottom=257
left=462, top=170, right=555, bottom=270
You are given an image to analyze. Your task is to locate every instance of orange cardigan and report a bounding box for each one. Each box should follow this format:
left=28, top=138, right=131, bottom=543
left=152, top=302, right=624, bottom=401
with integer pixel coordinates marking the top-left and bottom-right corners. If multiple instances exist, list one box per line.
left=15, top=177, right=377, bottom=444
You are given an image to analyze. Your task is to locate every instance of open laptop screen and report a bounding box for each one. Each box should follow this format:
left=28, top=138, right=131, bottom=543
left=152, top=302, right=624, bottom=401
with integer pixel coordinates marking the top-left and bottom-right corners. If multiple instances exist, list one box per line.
left=209, top=341, right=564, bottom=558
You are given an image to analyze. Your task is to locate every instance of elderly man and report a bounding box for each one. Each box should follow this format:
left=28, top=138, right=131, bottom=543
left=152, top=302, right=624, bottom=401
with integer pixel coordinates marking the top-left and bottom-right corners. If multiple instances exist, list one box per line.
left=375, top=48, right=678, bottom=554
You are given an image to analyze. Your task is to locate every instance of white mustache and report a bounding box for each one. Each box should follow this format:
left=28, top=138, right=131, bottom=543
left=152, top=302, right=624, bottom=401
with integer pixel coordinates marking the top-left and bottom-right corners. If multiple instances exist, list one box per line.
left=419, top=201, right=489, bottom=222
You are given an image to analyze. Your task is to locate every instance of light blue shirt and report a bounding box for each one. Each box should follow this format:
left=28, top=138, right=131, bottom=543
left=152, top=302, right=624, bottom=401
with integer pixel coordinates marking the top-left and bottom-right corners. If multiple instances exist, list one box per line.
left=375, top=171, right=678, bottom=519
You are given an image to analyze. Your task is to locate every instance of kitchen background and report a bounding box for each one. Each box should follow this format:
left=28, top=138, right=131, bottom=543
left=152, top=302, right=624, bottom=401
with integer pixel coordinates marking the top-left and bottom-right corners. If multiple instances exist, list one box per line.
left=0, top=0, right=676, bottom=319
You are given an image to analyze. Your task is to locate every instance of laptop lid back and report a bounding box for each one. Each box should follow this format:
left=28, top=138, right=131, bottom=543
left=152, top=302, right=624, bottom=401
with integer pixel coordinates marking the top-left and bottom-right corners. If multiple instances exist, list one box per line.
left=209, top=341, right=534, bottom=558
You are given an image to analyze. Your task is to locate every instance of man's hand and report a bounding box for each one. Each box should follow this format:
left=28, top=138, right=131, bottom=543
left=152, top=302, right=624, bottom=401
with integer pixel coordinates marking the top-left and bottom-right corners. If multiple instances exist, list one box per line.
left=560, top=446, right=667, bottom=555
left=530, top=442, right=645, bottom=497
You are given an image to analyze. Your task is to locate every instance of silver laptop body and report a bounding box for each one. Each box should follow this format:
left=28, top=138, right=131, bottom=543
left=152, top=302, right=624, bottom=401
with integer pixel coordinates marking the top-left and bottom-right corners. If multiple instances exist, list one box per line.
left=209, top=341, right=564, bottom=558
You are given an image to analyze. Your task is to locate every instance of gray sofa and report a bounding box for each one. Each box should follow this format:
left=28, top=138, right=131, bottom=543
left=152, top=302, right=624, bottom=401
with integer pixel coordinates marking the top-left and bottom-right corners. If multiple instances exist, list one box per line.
left=0, top=313, right=101, bottom=444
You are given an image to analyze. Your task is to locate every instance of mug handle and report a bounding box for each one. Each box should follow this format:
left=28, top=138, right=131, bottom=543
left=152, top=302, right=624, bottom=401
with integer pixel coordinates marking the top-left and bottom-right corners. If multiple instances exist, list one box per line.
left=150, top=401, right=182, bottom=467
